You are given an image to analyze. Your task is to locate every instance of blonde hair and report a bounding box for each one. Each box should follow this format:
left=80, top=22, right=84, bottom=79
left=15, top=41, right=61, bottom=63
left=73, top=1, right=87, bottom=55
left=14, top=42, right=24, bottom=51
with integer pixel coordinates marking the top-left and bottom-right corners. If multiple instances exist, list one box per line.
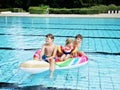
left=65, top=38, right=73, bottom=45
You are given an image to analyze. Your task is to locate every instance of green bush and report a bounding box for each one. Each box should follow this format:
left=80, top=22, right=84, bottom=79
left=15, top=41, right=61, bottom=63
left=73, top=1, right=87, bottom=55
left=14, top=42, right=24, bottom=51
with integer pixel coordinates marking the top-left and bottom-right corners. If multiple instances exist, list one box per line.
left=79, top=8, right=100, bottom=14
left=108, top=4, right=117, bottom=10
left=29, top=7, right=46, bottom=14
left=9, top=8, right=25, bottom=12
left=29, top=5, right=49, bottom=14
left=117, top=6, right=120, bottom=10
left=0, top=8, right=10, bottom=12
left=28, top=4, right=120, bottom=14
left=71, top=8, right=80, bottom=14
left=0, top=8, right=25, bottom=12
left=39, top=5, right=49, bottom=9
left=49, top=8, right=99, bottom=14
left=90, top=5, right=108, bottom=13
left=49, top=8, right=73, bottom=14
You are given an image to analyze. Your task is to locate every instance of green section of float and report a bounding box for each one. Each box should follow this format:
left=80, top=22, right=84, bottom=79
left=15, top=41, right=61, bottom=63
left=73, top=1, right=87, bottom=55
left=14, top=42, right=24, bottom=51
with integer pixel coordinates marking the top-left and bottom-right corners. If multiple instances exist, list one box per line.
left=55, top=58, right=73, bottom=67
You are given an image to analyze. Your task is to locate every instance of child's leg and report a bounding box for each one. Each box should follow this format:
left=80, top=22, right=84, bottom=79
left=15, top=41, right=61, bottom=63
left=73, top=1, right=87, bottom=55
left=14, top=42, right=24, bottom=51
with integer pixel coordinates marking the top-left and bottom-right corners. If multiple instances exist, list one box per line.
left=49, top=59, right=55, bottom=78
left=64, top=54, right=70, bottom=60
left=60, top=54, right=66, bottom=61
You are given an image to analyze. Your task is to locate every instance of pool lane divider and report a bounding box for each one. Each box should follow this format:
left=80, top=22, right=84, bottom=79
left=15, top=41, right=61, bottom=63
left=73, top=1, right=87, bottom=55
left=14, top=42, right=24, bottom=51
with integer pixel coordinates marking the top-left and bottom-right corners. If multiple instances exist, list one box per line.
left=0, top=33, right=120, bottom=39
left=0, top=47, right=119, bottom=55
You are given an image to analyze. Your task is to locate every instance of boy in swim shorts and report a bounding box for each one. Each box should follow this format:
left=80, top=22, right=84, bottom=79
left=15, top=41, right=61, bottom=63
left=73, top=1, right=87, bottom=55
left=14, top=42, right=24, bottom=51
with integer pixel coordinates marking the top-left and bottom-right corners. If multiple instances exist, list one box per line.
left=39, top=33, right=57, bottom=78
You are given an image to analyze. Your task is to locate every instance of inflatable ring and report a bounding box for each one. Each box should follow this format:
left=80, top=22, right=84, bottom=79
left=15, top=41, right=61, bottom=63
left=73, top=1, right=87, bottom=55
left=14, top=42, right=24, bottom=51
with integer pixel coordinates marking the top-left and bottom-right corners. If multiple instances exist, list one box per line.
left=20, top=50, right=88, bottom=74
left=20, top=60, right=49, bottom=74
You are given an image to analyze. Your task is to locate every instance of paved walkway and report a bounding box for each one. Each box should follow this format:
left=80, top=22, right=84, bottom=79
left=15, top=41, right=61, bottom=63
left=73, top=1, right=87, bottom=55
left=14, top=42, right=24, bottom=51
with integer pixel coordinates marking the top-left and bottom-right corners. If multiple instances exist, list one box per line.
left=0, top=12, right=120, bottom=18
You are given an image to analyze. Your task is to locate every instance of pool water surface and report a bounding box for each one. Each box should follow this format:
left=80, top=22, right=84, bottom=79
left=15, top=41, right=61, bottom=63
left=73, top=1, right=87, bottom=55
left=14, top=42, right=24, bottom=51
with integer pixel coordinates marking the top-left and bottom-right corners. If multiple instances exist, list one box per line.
left=0, top=16, right=120, bottom=90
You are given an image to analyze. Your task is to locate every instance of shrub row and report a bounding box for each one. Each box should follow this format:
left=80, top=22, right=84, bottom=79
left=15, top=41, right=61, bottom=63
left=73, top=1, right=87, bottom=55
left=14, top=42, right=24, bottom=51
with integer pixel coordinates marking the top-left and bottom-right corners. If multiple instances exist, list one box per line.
left=29, top=7, right=100, bottom=14
left=28, top=4, right=120, bottom=14
left=0, top=9, right=9, bottom=12
left=9, top=8, right=25, bottom=12
left=29, top=7, right=47, bottom=14
left=49, top=4, right=120, bottom=14
left=0, top=8, right=25, bottom=12
left=29, top=5, right=49, bottom=14
left=1, top=4, right=120, bottom=14
left=49, top=8, right=100, bottom=14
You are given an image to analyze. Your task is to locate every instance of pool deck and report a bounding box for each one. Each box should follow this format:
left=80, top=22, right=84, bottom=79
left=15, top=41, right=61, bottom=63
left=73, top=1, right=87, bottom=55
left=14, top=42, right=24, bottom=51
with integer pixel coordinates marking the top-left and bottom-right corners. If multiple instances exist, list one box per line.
left=0, top=12, right=120, bottom=18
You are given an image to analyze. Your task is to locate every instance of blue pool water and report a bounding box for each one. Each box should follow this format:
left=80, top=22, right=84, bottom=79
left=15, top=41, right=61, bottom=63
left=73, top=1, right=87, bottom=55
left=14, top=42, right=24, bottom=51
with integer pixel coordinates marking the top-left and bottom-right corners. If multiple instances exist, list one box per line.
left=0, top=16, right=120, bottom=90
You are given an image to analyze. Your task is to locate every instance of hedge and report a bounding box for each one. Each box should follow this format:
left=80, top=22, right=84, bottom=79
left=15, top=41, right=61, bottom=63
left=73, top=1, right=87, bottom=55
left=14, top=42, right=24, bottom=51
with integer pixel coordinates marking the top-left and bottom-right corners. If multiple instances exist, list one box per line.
left=90, top=5, right=108, bottom=13
left=49, top=8, right=100, bottom=14
left=29, top=5, right=49, bottom=14
left=0, top=8, right=25, bottom=12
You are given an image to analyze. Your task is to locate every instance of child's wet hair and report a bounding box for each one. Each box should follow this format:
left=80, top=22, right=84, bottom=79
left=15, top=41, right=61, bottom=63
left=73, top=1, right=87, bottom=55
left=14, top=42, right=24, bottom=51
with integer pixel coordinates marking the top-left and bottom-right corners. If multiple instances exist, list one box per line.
left=75, top=34, right=83, bottom=40
left=46, top=33, right=54, bottom=39
left=66, top=38, right=73, bottom=45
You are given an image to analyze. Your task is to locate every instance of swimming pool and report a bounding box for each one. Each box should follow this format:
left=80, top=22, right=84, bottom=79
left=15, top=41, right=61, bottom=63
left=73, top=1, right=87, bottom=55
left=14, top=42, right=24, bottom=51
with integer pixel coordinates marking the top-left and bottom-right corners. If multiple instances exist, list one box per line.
left=0, top=16, right=120, bottom=90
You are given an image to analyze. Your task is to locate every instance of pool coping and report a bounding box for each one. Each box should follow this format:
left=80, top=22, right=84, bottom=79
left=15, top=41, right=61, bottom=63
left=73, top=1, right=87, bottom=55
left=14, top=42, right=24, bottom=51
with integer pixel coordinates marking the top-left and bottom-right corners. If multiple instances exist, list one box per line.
left=0, top=12, right=120, bottom=18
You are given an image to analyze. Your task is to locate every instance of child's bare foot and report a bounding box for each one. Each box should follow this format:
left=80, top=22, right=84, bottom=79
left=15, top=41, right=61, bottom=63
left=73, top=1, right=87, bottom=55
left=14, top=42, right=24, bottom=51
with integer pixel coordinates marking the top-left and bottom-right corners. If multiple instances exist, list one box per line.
left=50, top=75, right=53, bottom=78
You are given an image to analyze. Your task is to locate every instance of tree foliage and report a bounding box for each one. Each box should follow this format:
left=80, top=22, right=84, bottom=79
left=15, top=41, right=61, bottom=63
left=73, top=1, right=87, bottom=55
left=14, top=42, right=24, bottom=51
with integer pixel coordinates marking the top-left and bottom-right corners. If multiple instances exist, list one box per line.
left=0, top=0, right=120, bottom=11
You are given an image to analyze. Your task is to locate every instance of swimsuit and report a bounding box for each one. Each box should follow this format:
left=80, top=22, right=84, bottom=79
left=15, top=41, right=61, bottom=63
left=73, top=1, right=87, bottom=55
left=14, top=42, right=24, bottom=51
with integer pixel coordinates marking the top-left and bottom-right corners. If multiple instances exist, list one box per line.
left=63, top=47, right=72, bottom=55
left=42, top=55, right=48, bottom=62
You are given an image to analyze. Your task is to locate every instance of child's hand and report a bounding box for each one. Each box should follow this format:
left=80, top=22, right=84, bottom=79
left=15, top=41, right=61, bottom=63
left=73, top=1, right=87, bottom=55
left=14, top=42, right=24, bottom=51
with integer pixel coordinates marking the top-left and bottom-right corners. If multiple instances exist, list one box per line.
left=46, top=57, right=51, bottom=61
left=46, top=57, right=54, bottom=62
left=39, top=58, right=42, bottom=61
left=46, top=57, right=52, bottom=60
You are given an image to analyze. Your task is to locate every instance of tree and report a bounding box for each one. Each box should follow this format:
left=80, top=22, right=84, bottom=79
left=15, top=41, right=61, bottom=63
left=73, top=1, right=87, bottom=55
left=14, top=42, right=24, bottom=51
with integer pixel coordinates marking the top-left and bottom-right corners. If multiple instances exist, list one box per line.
left=15, top=0, right=23, bottom=8
left=0, top=0, right=119, bottom=11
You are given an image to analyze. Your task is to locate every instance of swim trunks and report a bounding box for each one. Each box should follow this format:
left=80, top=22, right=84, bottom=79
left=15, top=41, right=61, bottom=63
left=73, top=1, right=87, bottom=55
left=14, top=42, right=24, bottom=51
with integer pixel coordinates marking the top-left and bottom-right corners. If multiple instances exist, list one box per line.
left=42, top=55, right=55, bottom=62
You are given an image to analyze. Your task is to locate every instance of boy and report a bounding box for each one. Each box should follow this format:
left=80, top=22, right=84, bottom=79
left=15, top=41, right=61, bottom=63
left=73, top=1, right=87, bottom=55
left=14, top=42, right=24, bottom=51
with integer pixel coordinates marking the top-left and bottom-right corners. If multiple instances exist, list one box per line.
left=73, top=34, right=86, bottom=56
left=39, top=33, right=57, bottom=78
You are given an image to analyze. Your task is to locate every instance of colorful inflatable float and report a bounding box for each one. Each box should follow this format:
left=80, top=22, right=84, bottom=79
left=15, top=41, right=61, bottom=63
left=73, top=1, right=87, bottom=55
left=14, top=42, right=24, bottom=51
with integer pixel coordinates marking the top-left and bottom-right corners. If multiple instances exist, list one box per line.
left=20, top=46, right=88, bottom=74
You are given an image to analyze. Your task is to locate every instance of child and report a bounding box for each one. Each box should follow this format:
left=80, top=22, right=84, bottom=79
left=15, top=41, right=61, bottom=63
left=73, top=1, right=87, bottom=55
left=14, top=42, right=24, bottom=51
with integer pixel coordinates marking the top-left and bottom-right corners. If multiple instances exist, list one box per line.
left=39, top=33, right=57, bottom=78
left=60, top=38, right=73, bottom=61
left=73, top=34, right=86, bottom=56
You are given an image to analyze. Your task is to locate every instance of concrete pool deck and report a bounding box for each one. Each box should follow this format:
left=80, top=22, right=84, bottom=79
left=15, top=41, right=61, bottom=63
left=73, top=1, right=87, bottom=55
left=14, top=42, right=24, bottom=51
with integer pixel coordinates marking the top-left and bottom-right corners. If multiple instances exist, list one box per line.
left=0, top=12, right=120, bottom=18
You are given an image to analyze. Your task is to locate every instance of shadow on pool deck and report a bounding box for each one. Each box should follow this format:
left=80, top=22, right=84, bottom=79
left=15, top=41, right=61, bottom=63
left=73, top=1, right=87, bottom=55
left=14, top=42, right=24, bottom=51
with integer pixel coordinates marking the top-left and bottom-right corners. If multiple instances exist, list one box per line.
left=0, top=82, right=74, bottom=90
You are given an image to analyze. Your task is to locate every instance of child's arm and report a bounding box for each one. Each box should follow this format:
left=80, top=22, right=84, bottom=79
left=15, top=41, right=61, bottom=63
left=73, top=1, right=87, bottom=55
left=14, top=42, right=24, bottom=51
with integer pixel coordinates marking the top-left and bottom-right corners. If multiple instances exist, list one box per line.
left=39, top=45, right=45, bottom=60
